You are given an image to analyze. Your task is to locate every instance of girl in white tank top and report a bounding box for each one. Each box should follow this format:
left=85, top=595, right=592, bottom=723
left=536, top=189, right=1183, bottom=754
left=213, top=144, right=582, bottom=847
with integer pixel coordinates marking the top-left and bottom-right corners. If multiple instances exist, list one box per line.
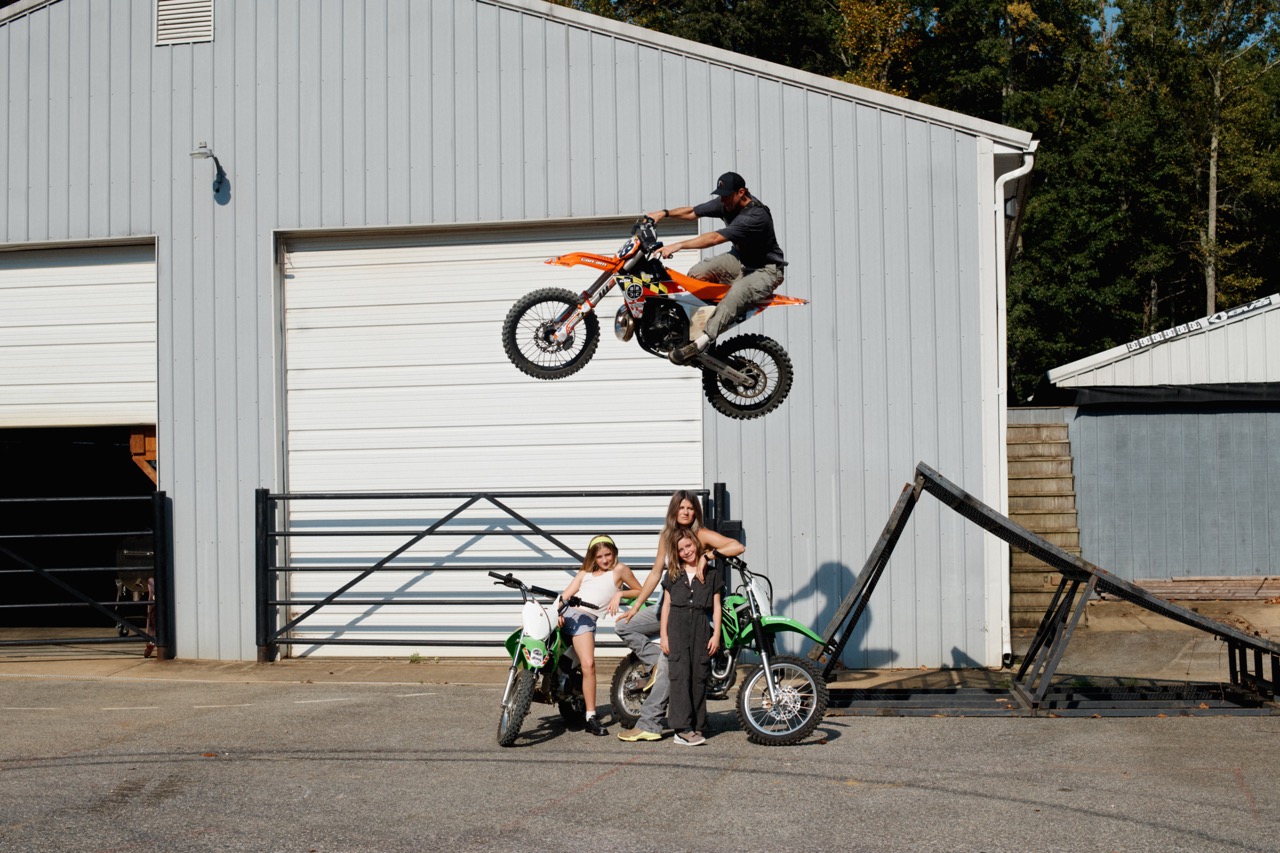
left=559, top=535, right=643, bottom=735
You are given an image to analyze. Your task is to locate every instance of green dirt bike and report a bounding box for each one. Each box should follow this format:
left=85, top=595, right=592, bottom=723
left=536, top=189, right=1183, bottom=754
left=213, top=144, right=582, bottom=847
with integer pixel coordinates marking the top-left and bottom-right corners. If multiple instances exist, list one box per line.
left=490, top=571, right=600, bottom=747
left=609, top=555, right=830, bottom=746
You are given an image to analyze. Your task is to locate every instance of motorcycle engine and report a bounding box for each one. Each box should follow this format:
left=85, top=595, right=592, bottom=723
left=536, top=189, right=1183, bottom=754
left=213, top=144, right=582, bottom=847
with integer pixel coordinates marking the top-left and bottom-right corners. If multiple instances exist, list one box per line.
left=636, top=297, right=689, bottom=355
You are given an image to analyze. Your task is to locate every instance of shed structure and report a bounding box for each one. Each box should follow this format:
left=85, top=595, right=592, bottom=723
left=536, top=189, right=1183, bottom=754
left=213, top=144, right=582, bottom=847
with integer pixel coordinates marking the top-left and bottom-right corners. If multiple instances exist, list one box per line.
left=0, top=0, right=1035, bottom=665
left=1033, top=294, right=1280, bottom=586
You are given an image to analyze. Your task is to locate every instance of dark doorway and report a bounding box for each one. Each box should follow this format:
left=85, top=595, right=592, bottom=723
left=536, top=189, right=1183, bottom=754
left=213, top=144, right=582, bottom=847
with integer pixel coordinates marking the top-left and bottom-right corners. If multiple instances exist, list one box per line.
left=0, top=426, right=157, bottom=629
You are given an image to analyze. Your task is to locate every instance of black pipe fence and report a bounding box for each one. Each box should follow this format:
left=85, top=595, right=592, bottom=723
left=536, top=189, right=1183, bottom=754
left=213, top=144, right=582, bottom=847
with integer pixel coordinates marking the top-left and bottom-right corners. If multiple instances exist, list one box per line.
left=255, top=485, right=736, bottom=661
left=0, top=492, right=172, bottom=658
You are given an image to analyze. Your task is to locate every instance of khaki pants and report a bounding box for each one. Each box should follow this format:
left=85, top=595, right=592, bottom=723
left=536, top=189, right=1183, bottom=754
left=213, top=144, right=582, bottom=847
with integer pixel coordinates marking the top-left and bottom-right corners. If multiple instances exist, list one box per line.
left=688, top=251, right=784, bottom=340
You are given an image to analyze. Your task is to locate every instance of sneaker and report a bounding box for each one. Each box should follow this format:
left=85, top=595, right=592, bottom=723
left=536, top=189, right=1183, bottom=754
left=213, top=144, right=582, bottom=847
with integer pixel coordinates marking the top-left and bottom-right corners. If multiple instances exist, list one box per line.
left=585, top=717, right=609, bottom=737
left=642, top=666, right=658, bottom=692
left=617, top=727, right=662, bottom=742
left=673, top=730, right=706, bottom=746
left=668, top=340, right=705, bottom=365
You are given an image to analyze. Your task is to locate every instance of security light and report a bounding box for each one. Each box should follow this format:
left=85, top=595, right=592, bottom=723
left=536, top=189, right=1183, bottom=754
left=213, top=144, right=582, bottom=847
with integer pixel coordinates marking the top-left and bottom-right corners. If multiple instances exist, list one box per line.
left=190, top=142, right=226, bottom=194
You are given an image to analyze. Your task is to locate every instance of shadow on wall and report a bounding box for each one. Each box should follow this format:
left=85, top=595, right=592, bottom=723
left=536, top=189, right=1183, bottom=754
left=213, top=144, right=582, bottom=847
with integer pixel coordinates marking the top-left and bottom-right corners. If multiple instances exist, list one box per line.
left=949, top=646, right=983, bottom=669
left=773, top=560, right=899, bottom=668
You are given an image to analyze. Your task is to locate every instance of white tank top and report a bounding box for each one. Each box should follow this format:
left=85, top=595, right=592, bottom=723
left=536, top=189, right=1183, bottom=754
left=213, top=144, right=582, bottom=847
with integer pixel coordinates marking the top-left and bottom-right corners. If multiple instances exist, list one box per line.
left=573, top=568, right=618, bottom=616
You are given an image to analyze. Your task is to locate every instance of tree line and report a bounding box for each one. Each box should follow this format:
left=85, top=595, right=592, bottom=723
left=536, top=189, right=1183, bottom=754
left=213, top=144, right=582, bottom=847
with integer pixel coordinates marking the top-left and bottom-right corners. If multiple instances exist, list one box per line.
left=550, top=0, right=1280, bottom=402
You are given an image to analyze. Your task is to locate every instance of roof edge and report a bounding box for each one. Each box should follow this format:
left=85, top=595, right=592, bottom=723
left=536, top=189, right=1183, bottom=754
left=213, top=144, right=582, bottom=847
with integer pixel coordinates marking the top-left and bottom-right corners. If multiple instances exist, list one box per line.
left=0, top=0, right=62, bottom=26
left=486, top=0, right=1035, bottom=151
left=1046, top=293, right=1280, bottom=385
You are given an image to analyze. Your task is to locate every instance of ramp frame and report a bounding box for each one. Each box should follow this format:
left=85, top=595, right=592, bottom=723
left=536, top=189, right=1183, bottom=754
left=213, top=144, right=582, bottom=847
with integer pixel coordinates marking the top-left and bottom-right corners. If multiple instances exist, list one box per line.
left=811, top=463, right=1280, bottom=710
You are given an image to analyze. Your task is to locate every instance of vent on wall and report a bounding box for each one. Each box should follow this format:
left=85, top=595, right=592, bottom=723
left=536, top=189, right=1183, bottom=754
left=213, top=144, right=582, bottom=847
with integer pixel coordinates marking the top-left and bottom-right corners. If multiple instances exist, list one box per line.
left=155, top=0, right=213, bottom=46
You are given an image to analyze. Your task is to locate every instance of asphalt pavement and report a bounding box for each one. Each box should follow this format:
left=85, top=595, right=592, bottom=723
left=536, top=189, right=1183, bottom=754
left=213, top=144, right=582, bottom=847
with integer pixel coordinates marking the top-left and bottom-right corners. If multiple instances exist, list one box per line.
left=2, top=597, right=1279, bottom=852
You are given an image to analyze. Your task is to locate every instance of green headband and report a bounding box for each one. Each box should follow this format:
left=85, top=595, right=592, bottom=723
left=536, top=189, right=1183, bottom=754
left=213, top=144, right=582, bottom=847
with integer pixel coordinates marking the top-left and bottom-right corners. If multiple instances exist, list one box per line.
left=588, top=535, right=616, bottom=550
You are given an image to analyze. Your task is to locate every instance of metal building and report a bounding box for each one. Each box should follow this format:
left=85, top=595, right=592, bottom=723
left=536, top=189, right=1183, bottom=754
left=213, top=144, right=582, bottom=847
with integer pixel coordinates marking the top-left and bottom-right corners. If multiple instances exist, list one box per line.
left=1032, top=294, right=1280, bottom=585
left=0, top=0, right=1036, bottom=666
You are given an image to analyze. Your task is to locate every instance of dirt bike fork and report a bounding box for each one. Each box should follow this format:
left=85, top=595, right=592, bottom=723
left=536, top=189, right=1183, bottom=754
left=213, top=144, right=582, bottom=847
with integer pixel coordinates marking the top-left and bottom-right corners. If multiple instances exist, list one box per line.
left=552, top=269, right=616, bottom=344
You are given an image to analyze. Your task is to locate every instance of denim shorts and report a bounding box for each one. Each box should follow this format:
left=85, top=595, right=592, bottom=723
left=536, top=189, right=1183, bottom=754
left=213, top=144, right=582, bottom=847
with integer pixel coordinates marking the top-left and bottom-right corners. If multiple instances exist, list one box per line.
left=561, top=609, right=599, bottom=637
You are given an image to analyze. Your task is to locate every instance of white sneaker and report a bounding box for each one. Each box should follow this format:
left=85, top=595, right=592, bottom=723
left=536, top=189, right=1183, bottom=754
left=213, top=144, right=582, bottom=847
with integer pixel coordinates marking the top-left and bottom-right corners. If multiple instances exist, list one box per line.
left=673, top=731, right=705, bottom=746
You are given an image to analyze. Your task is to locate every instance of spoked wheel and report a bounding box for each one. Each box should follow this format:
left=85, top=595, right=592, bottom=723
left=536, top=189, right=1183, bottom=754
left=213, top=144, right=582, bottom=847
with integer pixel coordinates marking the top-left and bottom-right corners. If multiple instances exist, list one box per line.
left=702, top=333, right=793, bottom=419
left=735, top=655, right=829, bottom=746
left=497, top=668, right=537, bottom=747
left=609, top=653, right=650, bottom=729
left=501, top=287, right=600, bottom=379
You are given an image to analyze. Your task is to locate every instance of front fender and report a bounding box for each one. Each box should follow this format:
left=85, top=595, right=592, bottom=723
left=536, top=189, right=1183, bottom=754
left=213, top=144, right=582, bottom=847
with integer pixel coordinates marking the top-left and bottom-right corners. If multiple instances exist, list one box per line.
left=739, top=615, right=824, bottom=646
left=503, top=629, right=552, bottom=666
left=545, top=251, right=622, bottom=272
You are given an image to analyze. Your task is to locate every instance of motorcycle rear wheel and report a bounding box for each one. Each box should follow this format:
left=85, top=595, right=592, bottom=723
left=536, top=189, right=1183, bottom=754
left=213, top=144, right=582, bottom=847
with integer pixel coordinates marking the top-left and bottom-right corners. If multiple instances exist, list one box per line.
left=735, top=654, right=829, bottom=746
left=609, top=653, right=649, bottom=730
left=497, top=668, right=537, bottom=747
left=501, top=287, right=600, bottom=379
left=702, top=333, right=793, bottom=419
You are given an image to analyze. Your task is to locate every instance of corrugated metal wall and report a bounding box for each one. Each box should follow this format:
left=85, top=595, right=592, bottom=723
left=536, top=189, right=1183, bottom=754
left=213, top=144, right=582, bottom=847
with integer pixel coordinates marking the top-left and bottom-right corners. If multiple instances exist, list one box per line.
left=1071, top=408, right=1280, bottom=580
left=0, top=0, right=1031, bottom=663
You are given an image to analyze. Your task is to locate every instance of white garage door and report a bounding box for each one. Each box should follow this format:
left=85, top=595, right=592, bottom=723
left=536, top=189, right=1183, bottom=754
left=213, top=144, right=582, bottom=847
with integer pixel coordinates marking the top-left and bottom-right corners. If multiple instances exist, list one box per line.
left=282, top=221, right=702, bottom=656
left=0, top=244, right=157, bottom=427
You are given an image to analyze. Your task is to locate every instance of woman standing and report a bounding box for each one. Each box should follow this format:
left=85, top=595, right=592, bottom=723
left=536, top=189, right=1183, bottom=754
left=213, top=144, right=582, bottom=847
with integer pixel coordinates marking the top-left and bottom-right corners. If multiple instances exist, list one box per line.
left=611, top=490, right=742, bottom=742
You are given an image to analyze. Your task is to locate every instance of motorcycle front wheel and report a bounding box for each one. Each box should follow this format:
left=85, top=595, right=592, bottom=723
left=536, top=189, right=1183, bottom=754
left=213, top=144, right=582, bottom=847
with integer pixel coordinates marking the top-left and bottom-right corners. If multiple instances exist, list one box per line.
left=501, top=287, right=600, bottom=379
left=736, top=655, right=829, bottom=746
left=609, top=653, right=650, bottom=730
left=497, top=667, right=537, bottom=747
left=702, top=333, right=794, bottom=419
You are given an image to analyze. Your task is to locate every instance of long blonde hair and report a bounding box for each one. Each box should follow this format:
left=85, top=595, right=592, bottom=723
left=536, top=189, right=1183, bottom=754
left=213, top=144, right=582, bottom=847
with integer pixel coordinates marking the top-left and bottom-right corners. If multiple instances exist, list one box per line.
left=581, top=534, right=618, bottom=574
left=665, top=526, right=701, bottom=583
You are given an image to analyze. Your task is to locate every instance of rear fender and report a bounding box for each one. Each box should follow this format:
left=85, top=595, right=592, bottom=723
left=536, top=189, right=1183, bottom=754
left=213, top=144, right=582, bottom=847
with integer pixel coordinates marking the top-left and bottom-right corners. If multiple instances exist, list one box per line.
left=663, top=267, right=808, bottom=309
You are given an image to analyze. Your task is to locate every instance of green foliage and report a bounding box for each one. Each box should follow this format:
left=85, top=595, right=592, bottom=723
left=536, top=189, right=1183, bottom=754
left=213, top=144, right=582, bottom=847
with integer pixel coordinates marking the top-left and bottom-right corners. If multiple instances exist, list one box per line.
left=549, top=0, right=1280, bottom=402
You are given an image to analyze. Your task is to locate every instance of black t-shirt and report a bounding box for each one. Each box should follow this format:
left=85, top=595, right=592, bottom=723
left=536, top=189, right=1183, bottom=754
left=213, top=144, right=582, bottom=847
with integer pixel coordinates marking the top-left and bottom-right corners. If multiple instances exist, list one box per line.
left=692, top=194, right=787, bottom=269
left=661, top=565, right=723, bottom=612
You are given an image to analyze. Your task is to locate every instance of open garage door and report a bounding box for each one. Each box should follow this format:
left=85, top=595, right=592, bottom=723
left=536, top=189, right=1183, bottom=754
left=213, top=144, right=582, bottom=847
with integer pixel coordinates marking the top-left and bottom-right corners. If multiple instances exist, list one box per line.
left=281, top=221, right=702, bottom=655
left=0, top=244, right=158, bottom=639
left=0, top=244, right=157, bottom=427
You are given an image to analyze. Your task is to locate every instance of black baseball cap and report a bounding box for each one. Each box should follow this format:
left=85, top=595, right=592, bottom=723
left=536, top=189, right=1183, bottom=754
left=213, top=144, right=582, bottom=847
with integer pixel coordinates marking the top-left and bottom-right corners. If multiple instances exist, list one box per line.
left=711, top=172, right=746, bottom=196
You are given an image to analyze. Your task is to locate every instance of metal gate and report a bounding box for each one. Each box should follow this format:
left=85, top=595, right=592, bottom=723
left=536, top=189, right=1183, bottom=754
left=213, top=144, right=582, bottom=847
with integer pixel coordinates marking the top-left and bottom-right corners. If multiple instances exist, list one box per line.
left=0, top=492, right=172, bottom=658
left=255, top=485, right=737, bottom=661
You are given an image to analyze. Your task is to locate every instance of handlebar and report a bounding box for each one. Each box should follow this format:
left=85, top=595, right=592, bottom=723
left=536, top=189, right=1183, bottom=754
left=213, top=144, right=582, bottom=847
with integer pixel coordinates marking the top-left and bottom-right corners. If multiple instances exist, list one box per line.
left=632, top=217, right=663, bottom=254
left=487, top=571, right=598, bottom=611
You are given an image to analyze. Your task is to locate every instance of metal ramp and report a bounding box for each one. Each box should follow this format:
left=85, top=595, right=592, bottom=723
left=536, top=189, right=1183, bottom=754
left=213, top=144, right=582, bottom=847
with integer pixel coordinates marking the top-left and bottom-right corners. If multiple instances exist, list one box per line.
left=810, top=463, right=1280, bottom=715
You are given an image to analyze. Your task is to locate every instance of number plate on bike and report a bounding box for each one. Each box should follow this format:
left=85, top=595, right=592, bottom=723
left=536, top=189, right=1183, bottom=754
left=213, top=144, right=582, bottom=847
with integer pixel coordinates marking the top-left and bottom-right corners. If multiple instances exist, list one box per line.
left=523, top=647, right=546, bottom=667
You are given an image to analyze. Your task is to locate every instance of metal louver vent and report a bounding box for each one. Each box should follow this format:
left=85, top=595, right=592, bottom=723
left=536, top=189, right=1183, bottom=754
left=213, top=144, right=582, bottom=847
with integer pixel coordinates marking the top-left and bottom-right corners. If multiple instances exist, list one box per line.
left=155, top=0, right=213, bottom=46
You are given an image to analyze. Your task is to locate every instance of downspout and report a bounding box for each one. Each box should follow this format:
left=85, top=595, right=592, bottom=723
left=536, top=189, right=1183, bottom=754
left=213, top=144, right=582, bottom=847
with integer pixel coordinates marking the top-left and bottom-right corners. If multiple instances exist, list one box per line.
left=992, top=140, right=1037, bottom=667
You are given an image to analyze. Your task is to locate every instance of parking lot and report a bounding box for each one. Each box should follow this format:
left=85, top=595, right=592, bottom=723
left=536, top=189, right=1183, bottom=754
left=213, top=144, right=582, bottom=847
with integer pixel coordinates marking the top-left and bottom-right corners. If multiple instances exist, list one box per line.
left=2, top=658, right=1278, bottom=853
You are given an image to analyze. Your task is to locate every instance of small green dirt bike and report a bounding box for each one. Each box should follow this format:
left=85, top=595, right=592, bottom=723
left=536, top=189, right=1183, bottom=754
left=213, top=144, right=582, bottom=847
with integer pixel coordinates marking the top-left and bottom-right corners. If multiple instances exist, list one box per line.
left=490, top=571, right=600, bottom=747
left=610, top=555, right=830, bottom=746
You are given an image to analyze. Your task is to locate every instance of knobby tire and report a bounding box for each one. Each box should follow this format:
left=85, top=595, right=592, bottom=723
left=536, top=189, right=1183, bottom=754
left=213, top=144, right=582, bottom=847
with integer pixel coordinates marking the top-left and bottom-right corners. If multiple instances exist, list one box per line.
left=501, top=287, right=600, bottom=379
left=702, top=333, right=794, bottom=419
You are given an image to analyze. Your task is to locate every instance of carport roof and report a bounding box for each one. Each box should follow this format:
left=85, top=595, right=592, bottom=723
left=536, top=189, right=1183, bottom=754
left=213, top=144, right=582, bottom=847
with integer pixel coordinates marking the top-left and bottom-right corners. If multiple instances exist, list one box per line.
left=1033, top=293, right=1280, bottom=404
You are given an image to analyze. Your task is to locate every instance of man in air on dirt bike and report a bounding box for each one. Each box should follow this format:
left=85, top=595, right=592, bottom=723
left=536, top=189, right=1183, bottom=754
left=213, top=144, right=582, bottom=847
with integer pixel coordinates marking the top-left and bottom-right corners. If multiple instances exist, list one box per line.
left=646, top=172, right=787, bottom=365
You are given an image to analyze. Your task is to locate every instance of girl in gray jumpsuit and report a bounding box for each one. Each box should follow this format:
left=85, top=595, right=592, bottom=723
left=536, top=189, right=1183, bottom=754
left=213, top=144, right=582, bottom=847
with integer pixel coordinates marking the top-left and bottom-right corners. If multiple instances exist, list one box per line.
left=660, top=527, right=722, bottom=746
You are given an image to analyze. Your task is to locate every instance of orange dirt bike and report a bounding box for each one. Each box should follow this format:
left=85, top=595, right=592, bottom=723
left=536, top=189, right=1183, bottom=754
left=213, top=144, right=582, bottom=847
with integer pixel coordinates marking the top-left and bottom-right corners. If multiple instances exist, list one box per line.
left=500, top=217, right=808, bottom=419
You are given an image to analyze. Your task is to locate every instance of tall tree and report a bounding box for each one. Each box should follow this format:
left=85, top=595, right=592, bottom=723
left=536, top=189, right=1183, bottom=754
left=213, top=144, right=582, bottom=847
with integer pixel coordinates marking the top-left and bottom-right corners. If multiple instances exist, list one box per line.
left=1116, top=0, right=1280, bottom=314
left=833, top=0, right=919, bottom=95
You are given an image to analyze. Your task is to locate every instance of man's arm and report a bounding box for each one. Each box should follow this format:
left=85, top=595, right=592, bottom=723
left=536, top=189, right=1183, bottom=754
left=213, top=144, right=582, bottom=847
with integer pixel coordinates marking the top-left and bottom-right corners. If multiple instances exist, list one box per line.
left=645, top=206, right=697, bottom=222
left=658, top=230, right=727, bottom=259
